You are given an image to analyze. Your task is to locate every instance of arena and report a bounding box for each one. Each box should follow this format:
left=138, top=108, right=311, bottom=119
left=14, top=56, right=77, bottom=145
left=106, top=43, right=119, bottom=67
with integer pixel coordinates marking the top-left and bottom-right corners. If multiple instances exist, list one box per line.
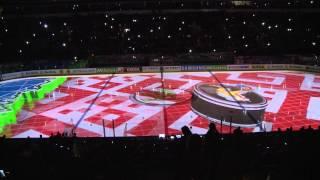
left=1, top=0, right=320, bottom=179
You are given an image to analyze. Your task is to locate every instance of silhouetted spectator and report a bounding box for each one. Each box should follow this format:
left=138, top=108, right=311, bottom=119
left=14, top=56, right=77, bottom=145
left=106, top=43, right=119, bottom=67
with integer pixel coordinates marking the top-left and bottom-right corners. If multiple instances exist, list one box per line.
left=181, top=125, right=192, bottom=137
left=187, top=134, right=202, bottom=153
left=56, top=132, right=62, bottom=137
left=203, top=123, right=221, bottom=180
left=204, top=122, right=220, bottom=153
left=233, top=127, right=243, bottom=135
left=186, top=133, right=203, bottom=180
left=205, top=122, right=219, bottom=139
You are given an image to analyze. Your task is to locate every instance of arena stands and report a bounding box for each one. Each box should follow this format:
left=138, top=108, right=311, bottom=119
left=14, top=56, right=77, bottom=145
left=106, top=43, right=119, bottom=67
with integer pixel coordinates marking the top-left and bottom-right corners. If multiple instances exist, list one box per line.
left=0, top=0, right=320, bottom=69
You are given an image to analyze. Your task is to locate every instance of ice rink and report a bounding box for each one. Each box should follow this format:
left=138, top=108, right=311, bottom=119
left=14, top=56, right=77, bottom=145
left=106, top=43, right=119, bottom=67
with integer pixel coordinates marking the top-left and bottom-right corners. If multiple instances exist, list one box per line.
left=1, top=71, right=320, bottom=138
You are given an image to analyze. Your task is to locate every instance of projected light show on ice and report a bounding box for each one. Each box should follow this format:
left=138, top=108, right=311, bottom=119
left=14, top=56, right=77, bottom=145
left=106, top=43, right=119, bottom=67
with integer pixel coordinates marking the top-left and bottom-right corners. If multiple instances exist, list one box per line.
left=1, top=71, right=319, bottom=138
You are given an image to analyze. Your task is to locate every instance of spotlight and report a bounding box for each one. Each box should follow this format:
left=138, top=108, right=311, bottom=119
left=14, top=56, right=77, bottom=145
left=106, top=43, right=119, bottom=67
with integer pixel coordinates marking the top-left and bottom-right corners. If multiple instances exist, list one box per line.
left=0, top=170, right=6, bottom=177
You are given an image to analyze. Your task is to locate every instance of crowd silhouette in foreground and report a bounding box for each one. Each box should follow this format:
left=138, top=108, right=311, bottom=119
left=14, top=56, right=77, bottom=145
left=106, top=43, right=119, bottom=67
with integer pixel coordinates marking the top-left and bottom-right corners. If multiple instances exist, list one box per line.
left=1, top=123, right=320, bottom=180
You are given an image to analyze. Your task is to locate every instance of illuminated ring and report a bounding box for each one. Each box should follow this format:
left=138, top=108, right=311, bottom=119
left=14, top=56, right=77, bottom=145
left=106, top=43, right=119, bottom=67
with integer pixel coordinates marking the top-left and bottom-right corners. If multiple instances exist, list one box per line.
left=131, top=88, right=192, bottom=106
left=191, top=83, right=268, bottom=127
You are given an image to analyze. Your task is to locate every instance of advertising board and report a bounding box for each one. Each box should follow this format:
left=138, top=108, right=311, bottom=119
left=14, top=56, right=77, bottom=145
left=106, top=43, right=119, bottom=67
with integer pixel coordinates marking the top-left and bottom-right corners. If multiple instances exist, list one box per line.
left=2, top=72, right=23, bottom=80
left=265, top=64, right=288, bottom=70
left=305, top=65, right=320, bottom=72
left=251, top=64, right=266, bottom=70
left=142, top=66, right=161, bottom=72
left=206, top=65, right=228, bottom=71
left=22, top=70, right=41, bottom=77
left=38, top=69, right=61, bottom=76
left=288, top=64, right=306, bottom=71
left=163, top=66, right=182, bottom=72
left=228, top=65, right=251, bottom=70
left=69, top=68, right=97, bottom=75
left=96, top=68, right=117, bottom=74
left=185, top=66, right=199, bottom=71
left=197, top=65, right=207, bottom=71
left=125, top=67, right=140, bottom=73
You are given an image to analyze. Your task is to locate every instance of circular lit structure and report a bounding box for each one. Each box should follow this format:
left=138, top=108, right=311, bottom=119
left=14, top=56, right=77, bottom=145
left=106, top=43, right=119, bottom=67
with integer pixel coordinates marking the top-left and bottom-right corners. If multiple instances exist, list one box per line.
left=132, top=88, right=191, bottom=106
left=191, top=83, right=268, bottom=127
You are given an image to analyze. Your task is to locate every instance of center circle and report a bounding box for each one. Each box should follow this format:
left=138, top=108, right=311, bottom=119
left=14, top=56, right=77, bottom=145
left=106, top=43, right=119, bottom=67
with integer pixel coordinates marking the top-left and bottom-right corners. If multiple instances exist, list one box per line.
left=132, top=88, right=192, bottom=106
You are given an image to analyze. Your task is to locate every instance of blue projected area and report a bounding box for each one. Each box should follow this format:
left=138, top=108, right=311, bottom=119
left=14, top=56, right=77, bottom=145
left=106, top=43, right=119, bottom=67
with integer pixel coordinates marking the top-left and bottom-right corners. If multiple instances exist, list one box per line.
left=0, top=77, right=67, bottom=133
left=0, top=78, right=51, bottom=104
